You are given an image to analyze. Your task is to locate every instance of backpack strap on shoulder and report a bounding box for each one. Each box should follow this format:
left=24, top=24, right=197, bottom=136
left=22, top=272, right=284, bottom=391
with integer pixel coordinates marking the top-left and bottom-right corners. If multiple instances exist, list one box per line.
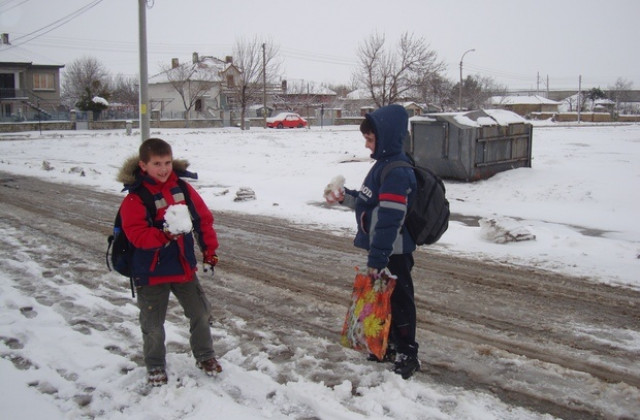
left=132, top=186, right=157, bottom=225
left=380, top=160, right=412, bottom=183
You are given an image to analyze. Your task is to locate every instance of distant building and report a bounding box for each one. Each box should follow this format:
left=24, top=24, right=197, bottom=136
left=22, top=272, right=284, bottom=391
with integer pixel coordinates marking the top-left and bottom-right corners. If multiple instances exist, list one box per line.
left=487, top=95, right=560, bottom=116
left=398, top=101, right=423, bottom=117
left=273, top=79, right=337, bottom=117
left=148, top=53, right=242, bottom=120
left=0, top=33, right=64, bottom=121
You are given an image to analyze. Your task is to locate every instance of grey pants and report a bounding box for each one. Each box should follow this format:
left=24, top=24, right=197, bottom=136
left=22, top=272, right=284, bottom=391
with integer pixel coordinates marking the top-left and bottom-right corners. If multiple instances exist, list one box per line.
left=136, top=276, right=215, bottom=371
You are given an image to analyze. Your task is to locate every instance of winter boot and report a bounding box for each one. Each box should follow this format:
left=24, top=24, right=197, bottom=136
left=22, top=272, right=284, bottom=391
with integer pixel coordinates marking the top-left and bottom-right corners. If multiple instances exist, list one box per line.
left=147, top=367, right=168, bottom=386
left=196, top=357, right=222, bottom=376
left=367, top=344, right=397, bottom=363
left=393, top=353, right=420, bottom=379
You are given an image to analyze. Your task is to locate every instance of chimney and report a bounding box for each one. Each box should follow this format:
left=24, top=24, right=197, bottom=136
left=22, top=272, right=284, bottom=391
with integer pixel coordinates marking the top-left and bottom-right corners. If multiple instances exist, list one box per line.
left=192, top=52, right=199, bottom=64
left=1, top=33, right=9, bottom=45
left=171, top=58, right=179, bottom=68
left=225, top=56, right=233, bottom=64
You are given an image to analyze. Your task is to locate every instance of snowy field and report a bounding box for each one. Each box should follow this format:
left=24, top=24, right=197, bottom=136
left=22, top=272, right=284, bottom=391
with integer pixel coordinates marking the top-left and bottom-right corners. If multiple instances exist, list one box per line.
left=1, top=121, right=639, bottom=419
left=1, top=121, right=638, bottom=289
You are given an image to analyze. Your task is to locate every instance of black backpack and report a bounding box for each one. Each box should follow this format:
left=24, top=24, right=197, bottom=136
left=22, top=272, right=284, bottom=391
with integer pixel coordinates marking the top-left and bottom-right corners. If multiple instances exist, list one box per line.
left=106, top=179, right=190, bottom=296
left=381, top=159, right=450, bottom=246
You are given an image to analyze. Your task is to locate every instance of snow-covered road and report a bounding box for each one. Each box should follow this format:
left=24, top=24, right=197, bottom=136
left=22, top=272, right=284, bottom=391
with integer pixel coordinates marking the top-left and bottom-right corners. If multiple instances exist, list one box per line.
left=1, top=172, right=639, bottom=419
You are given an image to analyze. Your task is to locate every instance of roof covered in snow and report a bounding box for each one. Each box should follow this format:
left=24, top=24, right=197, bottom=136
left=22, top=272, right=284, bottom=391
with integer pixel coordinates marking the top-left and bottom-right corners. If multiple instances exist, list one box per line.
left=0, top=43, right=64, bottom=67
left=285, top=79, right=336, bottom=96
left=413, top=109, right=527, bottom=127
left=149, top=56, right=234, bottom=84
left=488, top=95, right=561, bottom=105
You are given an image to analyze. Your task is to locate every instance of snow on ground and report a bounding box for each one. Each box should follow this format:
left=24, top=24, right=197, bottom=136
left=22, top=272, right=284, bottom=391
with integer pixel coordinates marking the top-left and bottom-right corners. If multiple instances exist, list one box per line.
left=0, top=121, right=639, bottom=419
left=1, top=122, right=638, bottom=289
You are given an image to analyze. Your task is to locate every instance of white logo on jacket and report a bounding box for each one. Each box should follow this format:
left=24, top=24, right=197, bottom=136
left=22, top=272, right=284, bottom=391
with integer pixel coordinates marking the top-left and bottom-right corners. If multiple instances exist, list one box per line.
left=360, top=185, right=373, bottom=199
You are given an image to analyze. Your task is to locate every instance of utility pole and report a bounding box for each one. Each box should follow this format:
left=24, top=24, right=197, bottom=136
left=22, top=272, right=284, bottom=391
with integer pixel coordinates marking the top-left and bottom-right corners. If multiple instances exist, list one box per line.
left=458, top=49, right=475, bottom=111
left=546, top=75, right=549, bottom=97
left=262, top=43, right=267, bottom=128
left=138, top=0, right=150, bottom=141
left=577, top=75, right=582, bottom=123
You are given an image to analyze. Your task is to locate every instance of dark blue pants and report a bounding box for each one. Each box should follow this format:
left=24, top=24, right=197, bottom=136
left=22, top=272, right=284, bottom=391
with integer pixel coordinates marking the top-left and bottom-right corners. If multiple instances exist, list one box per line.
left=387, top=253, right=418, bottom=357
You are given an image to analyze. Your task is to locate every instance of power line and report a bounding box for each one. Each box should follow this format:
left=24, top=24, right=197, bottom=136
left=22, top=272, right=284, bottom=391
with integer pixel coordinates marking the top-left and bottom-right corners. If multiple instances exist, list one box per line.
left=0, top=0, right=31, bottom=13
left=10, top=0, right=104, bottom=47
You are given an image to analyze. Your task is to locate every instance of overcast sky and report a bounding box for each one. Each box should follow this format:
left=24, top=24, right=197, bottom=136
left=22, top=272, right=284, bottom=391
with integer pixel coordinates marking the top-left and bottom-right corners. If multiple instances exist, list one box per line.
left=1, top=0, right=638, bottom=91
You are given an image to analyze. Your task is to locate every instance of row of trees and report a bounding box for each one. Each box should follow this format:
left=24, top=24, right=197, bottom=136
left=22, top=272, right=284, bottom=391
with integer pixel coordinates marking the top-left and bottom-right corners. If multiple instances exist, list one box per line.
left=60, top=31, right=634, bottom=121
left=353, top=32, right=504, bottom=110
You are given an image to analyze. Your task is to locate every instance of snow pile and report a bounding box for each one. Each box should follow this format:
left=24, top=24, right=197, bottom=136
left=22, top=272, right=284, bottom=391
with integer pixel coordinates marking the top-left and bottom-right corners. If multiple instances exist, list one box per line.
left=479, top=217, right=536, bottom=243
left=92, top=96, right=109, bottom=106
left=234, top=187, right=256, bottom=202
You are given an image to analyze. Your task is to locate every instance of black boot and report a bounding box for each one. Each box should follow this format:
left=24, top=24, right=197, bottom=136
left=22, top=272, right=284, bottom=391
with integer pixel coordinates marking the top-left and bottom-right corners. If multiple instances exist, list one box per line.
left=367, top=346, right=397, bottom=363
left=393, top=353, right=420, bottom=379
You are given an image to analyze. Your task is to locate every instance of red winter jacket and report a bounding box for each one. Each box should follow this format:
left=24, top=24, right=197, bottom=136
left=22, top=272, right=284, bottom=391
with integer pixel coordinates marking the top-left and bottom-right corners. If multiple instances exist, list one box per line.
left=120, top=169, right=218, bottom=286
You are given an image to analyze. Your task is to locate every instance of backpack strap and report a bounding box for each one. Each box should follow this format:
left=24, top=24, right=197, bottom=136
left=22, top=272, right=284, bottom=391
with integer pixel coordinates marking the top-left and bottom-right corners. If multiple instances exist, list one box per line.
left=380, top=160, right=413, bottom=184
left=125, top=186, right=156, bottom=298
left=133, top=186, right=157, bottom=226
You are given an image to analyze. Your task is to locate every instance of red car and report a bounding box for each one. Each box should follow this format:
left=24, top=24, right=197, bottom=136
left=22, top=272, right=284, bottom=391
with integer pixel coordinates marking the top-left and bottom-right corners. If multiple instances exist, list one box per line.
left=266, top=112, right=308, bottom=129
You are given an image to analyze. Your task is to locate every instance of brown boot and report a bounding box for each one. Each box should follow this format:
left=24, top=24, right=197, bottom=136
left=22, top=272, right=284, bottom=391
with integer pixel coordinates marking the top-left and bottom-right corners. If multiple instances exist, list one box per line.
left=196, top=357, right=222, bottom=376
left=147, top=367, right=168, bottom=386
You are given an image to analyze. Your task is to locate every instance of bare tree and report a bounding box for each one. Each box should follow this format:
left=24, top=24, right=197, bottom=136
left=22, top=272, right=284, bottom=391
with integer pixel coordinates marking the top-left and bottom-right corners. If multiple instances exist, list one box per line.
left=230, top=36, right=280, bottom=130
left=608, top=77, right=633, bottom=114
left=111, top=74, right=139, bottom=106
left=414, top=73, right=455, bottom=111
left=61, top=56, right=111, bottom=110
left=455, top=74, right=507, bottom=111
left=355, top=32, right=445, bottom=108
left=162, top=59, right=218, bottom=126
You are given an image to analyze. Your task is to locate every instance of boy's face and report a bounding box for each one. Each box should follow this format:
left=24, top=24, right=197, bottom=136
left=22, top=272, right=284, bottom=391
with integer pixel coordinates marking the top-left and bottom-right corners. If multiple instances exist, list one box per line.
left=139, top=153, right=173, bottom=183
left=363, top=132, right=376, bottom=154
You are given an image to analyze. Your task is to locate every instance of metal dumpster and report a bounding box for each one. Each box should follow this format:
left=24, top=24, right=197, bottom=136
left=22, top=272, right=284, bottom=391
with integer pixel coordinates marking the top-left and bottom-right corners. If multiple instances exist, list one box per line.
left=407, top=109, right=533, bottom=181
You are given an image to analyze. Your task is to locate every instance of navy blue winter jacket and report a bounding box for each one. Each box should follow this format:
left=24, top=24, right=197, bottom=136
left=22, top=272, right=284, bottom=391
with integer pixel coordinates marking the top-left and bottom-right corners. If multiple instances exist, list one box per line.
left=342, top=104, right=417, bottom=269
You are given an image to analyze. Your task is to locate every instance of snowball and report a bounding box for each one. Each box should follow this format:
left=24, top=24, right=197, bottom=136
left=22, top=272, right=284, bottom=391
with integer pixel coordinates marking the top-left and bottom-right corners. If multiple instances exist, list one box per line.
left=323, top=175, right=345, bottom=200
left=163, top=204, right=192, bottom=234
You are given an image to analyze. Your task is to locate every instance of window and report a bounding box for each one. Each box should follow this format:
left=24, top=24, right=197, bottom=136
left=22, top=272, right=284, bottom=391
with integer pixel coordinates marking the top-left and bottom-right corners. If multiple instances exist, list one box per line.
left=33, top=73, right=54, bottom=91
left=226, top=74, right=235, bottom=87
left=195, top=98, right=202, bottom=112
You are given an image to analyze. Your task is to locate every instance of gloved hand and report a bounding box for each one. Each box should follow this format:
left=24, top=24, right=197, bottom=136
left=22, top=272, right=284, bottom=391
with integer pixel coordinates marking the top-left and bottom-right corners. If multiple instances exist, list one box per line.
left=367, top=267, right=380, bottom=279
left=203, top=253, right=219, bottom=275
left=323, top=175, right=346, bottom=205
left=324, top=188, right=345, bottom=204
left=163, top=228, right=182, bottom=241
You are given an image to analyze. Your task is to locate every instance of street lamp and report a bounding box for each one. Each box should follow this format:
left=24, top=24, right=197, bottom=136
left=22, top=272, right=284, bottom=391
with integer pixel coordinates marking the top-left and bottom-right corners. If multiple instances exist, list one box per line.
left=458, top=48, right=475, bottom=111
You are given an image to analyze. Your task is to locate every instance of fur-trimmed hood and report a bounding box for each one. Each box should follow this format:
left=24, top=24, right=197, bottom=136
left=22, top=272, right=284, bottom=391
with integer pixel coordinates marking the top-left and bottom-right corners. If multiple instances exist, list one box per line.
left=117, top=155, right=195, bottom=190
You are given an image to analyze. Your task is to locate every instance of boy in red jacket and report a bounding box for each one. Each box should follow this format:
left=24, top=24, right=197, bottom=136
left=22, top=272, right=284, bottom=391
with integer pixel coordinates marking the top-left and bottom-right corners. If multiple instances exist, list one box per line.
left=118, top=137, right=221, bottom=386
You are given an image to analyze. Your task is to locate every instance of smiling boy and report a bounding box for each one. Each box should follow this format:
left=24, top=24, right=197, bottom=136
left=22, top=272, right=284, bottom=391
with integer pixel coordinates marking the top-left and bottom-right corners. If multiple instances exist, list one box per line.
left=117, top=137, right=221, bottom=386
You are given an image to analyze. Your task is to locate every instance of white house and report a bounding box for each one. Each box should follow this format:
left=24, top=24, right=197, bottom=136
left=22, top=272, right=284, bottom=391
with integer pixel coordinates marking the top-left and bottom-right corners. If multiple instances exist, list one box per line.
left=487, top=95, right=561, bottom=116
left=148, top=53, right=242, bottom=120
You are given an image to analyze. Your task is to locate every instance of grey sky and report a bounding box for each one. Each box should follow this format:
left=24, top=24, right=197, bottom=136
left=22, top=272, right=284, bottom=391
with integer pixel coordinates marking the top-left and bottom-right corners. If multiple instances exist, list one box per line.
left=1, top=0, right=638, bottom=90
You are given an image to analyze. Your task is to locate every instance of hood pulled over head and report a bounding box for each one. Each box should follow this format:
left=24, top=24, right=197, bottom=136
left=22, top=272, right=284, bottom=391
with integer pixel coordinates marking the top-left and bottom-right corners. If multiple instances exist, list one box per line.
left=365, top=104, right=409, bottom=160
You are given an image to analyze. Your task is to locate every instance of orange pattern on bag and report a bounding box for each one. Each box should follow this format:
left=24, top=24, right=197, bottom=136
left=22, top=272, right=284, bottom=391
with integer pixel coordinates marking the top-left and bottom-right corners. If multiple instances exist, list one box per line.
left=340, top=268, right=397, bottom=360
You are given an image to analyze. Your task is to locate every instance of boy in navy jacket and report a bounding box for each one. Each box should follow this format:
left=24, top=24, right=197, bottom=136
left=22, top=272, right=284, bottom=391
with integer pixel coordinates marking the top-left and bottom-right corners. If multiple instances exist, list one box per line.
left=326, top=104, right=420, bottom=379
